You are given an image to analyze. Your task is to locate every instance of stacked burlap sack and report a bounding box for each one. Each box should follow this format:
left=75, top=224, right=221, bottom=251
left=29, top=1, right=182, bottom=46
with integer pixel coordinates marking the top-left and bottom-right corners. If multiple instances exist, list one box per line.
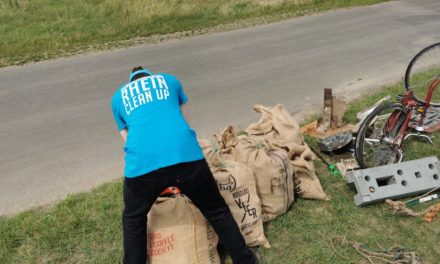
left=200, top=104, right=328, bottom=224
left=245, top=104, right=328, bottom=201
left=199, top=125, right=270, bottom=248
left=146, top=104, right=328, bottom=263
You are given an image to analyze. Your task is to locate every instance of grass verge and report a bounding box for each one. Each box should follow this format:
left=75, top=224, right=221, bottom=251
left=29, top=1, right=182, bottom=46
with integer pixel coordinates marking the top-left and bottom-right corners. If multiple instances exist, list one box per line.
left=0, top=0, right=389, bottom=67
left=1, top=79, right=440, bottom=263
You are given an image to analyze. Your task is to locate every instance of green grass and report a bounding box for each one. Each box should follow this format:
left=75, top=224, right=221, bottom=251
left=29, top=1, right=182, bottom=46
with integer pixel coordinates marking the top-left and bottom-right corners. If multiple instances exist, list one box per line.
left=407, top=66, right=440, bottom=103
left=261, top=163, right=440, bottom=263
left=2, top=79, right=440, bottom=263
left=0, top=0, right=389, bottom=67
left=0, top=182, right=124, bottom=263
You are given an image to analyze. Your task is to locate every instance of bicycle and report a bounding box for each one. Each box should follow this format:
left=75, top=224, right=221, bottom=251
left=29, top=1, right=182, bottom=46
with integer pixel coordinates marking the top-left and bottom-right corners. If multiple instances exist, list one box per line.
left=355, top=42, right=440, bottom=169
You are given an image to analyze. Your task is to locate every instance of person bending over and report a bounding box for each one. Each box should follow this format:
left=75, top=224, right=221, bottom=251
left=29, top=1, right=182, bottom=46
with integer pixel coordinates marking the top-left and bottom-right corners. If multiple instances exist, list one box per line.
left=111, top=66, right=260, bottom=264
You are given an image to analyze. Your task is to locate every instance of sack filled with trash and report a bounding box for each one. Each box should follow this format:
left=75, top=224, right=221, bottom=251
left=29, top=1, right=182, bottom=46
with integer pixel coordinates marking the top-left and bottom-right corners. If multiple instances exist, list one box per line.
left=235, top=136, right=295, bottom=222
left=147, top=193, right=220, bottom=264
left=211, top=159, right=270, bottom=248
left=246, top=104, right=328, bottom=200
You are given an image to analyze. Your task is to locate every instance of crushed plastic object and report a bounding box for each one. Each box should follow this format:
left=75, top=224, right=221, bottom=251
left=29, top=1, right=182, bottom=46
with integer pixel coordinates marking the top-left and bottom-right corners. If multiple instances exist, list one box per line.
left=319, top=132, right=353, bottom=153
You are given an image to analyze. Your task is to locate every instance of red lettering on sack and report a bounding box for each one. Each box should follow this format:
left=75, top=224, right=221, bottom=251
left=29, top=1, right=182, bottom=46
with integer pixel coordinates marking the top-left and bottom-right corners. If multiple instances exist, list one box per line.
left=147, top=244, right=175, bottom=256
left=147, top=233, right=176, bottom=256
left=148, top=232, right=162, bottom=240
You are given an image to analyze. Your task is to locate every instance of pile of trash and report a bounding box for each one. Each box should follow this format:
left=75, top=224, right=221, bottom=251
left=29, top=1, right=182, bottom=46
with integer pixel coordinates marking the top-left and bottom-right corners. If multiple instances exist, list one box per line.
left=301, top=92, right=440, bottom=210
left=300, top=91, right=439, bottom=263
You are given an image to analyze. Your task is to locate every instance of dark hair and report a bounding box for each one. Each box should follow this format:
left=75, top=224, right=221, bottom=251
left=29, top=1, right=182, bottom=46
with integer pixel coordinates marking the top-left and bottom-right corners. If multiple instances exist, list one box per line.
left=130, top=66, right=150, bottom=81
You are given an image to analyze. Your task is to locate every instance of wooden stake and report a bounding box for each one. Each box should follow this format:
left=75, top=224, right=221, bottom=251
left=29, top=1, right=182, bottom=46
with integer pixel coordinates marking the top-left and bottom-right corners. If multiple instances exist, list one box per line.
left=317, top=88, right=333, bottom=132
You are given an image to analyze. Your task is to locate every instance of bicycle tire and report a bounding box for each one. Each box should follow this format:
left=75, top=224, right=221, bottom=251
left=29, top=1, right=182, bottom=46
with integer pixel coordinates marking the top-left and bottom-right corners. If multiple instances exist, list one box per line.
left=404, top=42, right=440, bottom=106
left=355, top=103, right=408, bottom=169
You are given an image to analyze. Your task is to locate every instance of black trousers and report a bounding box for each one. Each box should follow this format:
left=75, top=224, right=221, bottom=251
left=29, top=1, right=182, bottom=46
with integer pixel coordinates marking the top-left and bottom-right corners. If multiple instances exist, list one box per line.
left=123, top=159, right=256, bottom=264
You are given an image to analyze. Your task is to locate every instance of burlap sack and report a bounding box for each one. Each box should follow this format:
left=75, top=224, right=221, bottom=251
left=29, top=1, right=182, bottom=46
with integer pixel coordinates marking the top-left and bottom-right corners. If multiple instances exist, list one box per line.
left=235, top=136, right=295, bottom=222
left=271, top=140, right=328, bottom=200
left=246, top=104, right=304, bottom=144
left=211, top=160, right=270, bottom=248
left=246, top=104, right=328, bottom=200
left=147, top=194, right=220, bottom=264
left=198, top=126, right=237, bottom=166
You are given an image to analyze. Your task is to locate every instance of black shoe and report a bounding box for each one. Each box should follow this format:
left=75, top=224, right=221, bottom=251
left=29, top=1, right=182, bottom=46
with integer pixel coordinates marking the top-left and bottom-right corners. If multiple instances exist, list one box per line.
left=249, top=247, right=262, bottom=264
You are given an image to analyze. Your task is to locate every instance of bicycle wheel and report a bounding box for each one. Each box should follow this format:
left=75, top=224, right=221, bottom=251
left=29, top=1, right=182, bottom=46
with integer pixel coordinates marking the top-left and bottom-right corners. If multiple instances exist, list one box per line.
left=404, top=42, right=440, bottom=106
left=355, top=103, right=408, bottom=168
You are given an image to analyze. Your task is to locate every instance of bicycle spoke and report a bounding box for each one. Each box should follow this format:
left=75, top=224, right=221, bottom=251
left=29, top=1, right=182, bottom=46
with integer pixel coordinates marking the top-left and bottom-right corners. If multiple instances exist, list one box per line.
left=362, top=142, right=398, bottom=167
left=355, top=103, right=407, bottom=168
left=405, top=42, right=440, bottom=106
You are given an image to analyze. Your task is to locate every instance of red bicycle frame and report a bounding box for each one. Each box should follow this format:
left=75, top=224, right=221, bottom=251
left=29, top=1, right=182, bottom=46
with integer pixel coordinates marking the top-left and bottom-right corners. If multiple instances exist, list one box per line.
left=385, top=78, right=440, bottom=147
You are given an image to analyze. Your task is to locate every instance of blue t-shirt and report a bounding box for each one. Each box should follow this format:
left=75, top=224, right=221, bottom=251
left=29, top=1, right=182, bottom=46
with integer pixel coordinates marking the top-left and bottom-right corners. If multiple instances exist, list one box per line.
left=111, top=73, right=204, bottom=178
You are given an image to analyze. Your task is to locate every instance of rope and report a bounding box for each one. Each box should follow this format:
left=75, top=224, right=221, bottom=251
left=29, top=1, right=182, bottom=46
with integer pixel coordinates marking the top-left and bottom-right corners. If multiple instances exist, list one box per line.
left=328, top=236, right=354, bottom=263
left=330, top=236, right=421, bottom=264
left=385, top=199, right=438, bottom=217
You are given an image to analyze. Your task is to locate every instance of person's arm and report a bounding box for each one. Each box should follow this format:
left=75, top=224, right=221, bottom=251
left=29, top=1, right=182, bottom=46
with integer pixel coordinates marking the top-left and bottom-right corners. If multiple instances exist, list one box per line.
left=180, top=103, right=190, bottom=125
left=112, top=92, right=128, bottom=143
left=120, top=129, right=128, bottom=143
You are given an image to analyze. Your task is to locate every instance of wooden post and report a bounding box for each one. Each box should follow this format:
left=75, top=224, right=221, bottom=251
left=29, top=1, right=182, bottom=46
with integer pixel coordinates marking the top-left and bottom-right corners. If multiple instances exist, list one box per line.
left=317, top=88, right=333, bottom=132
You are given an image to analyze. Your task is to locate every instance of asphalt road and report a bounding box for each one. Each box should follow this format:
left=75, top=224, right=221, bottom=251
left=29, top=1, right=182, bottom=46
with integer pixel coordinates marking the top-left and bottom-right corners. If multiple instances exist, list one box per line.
left=1, top=0, right=440, bottom=215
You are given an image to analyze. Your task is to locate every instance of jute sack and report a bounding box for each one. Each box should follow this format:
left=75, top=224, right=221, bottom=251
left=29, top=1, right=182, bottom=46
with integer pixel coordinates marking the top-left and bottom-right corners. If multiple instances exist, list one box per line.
left=246, top=104, right=328, bottom=201
left=198, top=126, right=237, bottom=166
left=271, top=140, right=328, bottom=200
left=211, top=160, right=270, bottom=248
left=246, top=104, right=304, bottom=144
left=235, top=136, right=295, bottom=222
left=147, top=194, right=220, bottom=264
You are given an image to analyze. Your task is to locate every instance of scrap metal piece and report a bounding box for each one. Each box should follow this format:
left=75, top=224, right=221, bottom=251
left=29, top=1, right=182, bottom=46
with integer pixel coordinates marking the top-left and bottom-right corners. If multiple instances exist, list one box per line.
left=404, top=132, right=433, bottom=144
left=346, top=156, right=440, bottom=206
